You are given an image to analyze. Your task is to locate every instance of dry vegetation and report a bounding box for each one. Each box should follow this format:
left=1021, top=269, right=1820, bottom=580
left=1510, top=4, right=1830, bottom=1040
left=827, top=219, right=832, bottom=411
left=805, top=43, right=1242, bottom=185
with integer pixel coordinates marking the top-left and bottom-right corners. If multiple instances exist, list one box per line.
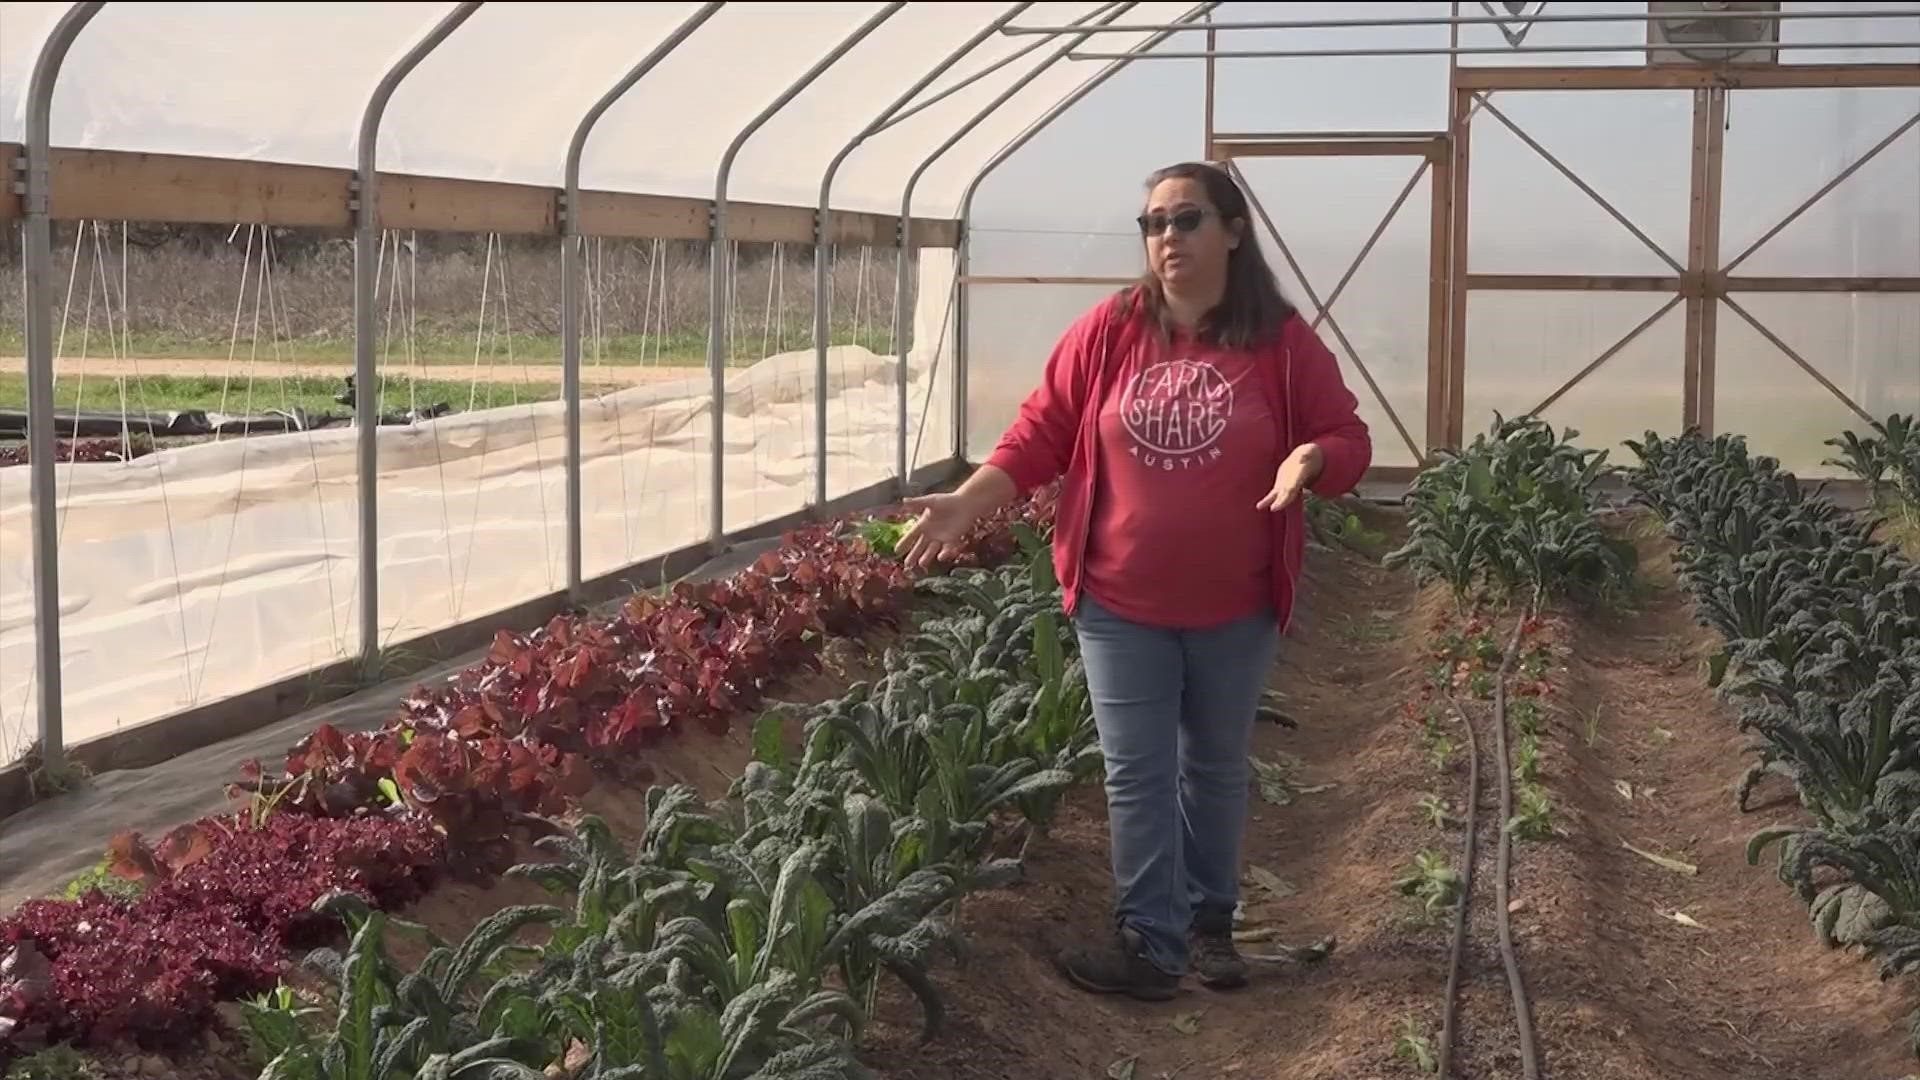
left=0, top=226, right=910, bottom=368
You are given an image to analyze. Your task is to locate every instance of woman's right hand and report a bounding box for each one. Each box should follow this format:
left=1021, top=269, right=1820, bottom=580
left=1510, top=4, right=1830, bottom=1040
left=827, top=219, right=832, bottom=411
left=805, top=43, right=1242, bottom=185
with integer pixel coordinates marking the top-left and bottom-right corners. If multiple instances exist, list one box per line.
left=896, top=491, right=984, bottom=571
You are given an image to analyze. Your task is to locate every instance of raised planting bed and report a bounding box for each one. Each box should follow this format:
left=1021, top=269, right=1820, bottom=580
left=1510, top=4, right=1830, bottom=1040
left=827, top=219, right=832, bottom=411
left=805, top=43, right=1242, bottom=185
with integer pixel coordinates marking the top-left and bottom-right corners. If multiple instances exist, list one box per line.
left=0, top=484, right=1058, bottom=1070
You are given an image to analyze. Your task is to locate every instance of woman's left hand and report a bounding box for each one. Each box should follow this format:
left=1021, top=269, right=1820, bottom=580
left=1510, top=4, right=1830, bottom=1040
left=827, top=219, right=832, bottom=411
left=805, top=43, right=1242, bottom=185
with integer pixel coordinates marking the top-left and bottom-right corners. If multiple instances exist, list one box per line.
left=1257, top=442, right=1326, bottom=512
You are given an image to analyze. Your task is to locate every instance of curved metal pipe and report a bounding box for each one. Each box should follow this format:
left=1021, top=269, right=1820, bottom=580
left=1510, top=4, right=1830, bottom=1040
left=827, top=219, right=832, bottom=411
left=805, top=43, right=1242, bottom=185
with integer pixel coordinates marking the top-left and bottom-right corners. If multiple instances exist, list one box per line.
left=562, top=2, right=724, bottom=597
left=21, top=0, right=107, bottom=770
left=951, top=2, right=1219, bottom=462
left=706, top=2, right=905, bottom=549
left=354, top=2, right=483, bottom=671
left=889, top=0, right=1145, bottom=493
left=811, top=3, right=1035, bottom=510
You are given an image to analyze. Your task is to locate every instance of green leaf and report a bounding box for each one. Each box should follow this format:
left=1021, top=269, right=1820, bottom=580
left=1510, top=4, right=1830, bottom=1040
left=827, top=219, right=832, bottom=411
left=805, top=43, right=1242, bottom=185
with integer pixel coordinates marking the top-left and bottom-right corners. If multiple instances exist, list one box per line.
left=1171, top=1010, right=1204, bottom=1035
left=1107, top=1056, right=1140, bottom=1080
left=754, top=708, right=792, bottom=773
left=1464, top=458, right=1495, bottom=502
left=1246, top=865, right=1295, bottom=898
left=663, top=1007, right=724, bottom=1080
left=1705, top=650, right=1730, bottom=689
left=336, top=912, right=387, bottom=1080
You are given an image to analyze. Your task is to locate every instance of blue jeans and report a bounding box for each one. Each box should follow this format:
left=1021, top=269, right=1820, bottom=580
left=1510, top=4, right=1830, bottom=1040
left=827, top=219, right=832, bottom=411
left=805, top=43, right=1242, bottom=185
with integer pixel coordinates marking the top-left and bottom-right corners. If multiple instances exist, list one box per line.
left=1072, top=593, right=1281, bottom=975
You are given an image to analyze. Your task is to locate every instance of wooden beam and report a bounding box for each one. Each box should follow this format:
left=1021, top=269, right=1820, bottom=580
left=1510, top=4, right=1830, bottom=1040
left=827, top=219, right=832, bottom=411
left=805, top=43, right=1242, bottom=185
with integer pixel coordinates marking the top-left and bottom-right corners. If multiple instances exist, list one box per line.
left=4, top=145, right=959, bottom=247
left=1455, top=63, right=1920, bottom=92
left=0, top=143, right=21, bottom=222
left=900, top=216, right=962, bottom=250
left=1684, top=88, right=1711, bottom=433
left=45, top=147, right=351, bottom=228
left=380, top=173, right=556, bottom=235
left=1230, top=158, right=1425, bottom=465
left=1446, top=86, right=1471, bottom=450
left=1465, top=273, right=1683, bottom=292
left=1698, top=89, right=1726, bottom=435
left=1722, top=296, right=1877, bottom=426
left=1719, top=275, right=1920, bottom=292
left=1219, top=138, right=1448, bottom=160
left=576, top=190, right=708, bottom=241
left=1426, top=148, right=1451, bottom=460
left=960, top=274, right=1137, bottom=286
left=1722, top=110, right=1920, bottom=274
left=1530, top=295, right=1684, bottom=420
left=1213, top=130, right=1448, bottom=142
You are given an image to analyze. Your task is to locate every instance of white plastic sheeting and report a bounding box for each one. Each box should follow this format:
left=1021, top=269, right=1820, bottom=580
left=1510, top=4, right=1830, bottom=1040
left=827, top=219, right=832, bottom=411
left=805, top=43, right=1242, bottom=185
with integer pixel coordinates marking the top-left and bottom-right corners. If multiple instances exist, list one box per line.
left=0, top=1, right=1206, bottom=217
left=0, top=247, right=955, bottom=756
left=1, top=1, right=1917, bottom=758
left=963, top=2, right=1920, bottom=469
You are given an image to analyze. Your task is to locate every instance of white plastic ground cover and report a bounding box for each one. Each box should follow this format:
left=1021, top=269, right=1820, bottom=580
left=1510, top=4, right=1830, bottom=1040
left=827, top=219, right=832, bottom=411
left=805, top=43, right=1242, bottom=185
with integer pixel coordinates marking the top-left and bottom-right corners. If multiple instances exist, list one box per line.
left=0, top=0, right=1205, bottom=217
left=0, top=247, right=958, bottom=759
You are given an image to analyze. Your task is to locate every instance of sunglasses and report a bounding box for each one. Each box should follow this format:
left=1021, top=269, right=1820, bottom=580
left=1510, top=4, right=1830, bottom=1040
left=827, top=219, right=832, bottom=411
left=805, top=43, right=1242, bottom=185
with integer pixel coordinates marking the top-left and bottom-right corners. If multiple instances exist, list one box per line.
left=1136, top=207, right=1214, bottom=237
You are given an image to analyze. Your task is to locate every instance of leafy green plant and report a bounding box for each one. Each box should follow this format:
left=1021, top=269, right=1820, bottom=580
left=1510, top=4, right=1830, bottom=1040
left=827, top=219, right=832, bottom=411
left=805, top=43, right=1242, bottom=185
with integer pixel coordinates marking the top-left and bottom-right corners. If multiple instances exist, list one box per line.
left=1394, top=850, right=1462, bottom=919
left=1391, top=1015, right=1439, bottom=1073
left=1416, top=794, right=1458, bottom=830
left=1507, top=784, right=1554, bottom=842
left=2, top=1046, right=100, bottom=1080
left=1512, top=733, right=1542, bottom=786
left=1386, top=414, right=1636, bottom=608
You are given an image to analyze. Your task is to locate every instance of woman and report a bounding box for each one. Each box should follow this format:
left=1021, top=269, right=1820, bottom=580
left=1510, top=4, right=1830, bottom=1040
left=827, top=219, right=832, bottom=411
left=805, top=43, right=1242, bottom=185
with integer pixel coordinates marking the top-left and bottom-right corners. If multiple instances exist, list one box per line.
left=897, top=161, right=1372, bottom=999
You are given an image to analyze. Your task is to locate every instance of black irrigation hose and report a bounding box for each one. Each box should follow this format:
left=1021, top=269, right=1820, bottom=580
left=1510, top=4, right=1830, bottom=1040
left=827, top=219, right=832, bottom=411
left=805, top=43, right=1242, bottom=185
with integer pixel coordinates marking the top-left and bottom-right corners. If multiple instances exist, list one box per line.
left=1435, top=611, right=1544, bottom=1080
left=1493, top=613, right=1544, bottom=1080
left=1436, top=693, right=1480, bottom=1080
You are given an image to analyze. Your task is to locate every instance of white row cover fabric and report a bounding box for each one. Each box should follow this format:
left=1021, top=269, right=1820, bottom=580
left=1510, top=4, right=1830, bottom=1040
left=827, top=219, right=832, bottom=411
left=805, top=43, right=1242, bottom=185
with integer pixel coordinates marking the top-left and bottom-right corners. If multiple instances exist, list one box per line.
left=0, top=247, right=957, bottom=757
left=0, top=0, right=1205, bottom=218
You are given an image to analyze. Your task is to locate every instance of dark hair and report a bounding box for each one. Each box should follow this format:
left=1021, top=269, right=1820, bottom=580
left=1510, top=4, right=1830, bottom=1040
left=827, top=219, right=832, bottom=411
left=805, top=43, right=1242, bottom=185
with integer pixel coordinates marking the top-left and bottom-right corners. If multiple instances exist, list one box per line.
left=1126, top=161, right=1296, bottom=350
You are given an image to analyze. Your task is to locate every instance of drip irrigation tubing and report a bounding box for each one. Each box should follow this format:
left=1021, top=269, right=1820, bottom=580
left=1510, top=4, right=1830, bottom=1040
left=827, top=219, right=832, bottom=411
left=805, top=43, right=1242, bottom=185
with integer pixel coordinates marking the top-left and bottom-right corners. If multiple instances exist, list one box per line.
left=1494, top=610, right=1544, bottom=1080
left=1436, top=691, right=1479, bottom=1080
left=1434, top=608, right=1545, bottom=1080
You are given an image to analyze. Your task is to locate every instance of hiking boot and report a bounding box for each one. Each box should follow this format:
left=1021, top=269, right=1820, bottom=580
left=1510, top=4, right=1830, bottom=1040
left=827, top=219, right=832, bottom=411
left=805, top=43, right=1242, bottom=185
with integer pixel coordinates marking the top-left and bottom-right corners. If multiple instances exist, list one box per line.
left=1189, top=923, right=1249, bottom=990
left=1059, top=926, right=1180, bottom=1002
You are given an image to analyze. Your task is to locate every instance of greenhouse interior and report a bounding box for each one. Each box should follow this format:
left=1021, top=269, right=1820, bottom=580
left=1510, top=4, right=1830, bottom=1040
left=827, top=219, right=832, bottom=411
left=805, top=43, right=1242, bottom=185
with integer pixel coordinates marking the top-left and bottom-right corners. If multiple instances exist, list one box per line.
left=1, top=2, right=1918, bottom=1077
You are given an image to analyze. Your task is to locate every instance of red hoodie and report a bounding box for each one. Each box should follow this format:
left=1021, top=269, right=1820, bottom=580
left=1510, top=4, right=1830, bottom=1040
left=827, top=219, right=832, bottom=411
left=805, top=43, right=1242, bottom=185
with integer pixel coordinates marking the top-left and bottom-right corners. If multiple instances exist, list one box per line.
left=983, top=287, right=1372, bottom=633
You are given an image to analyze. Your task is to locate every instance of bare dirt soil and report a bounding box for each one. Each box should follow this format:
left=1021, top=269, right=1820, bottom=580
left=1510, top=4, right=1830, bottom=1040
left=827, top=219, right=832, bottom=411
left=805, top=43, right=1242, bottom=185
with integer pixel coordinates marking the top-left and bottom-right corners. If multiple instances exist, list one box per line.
left=41, top=509, right=1920, bottom=1080
left=857, top=510, right=1920, bottom=1080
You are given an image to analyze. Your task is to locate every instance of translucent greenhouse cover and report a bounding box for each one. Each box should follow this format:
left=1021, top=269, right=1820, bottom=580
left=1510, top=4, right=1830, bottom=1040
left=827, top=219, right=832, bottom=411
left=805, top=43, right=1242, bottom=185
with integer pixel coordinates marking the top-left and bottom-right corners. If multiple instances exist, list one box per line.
left=0, top=248, right=958, bottom=757
left=0, top=0, right=1207, bottom=217
left=0, top=0, right=1917, bottom=756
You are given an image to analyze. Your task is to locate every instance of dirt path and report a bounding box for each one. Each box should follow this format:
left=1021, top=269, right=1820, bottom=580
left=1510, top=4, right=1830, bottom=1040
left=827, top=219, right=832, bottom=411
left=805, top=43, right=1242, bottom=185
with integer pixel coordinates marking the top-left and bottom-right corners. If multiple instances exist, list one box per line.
left=1517, top=525, right=1916, bottom=1080
left=0, top=356, right=707, bottom=387
left=858, top=509, right=1920, bottom=1079
left=862, top=508, right=1440, bottom=1079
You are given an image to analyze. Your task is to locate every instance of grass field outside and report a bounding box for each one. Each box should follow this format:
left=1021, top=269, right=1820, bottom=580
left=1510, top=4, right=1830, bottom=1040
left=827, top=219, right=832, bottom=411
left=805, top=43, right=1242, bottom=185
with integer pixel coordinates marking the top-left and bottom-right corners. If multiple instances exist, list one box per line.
left=0, top=372, right=613, bottom=420
left=0, top=326, right=893, bottom=369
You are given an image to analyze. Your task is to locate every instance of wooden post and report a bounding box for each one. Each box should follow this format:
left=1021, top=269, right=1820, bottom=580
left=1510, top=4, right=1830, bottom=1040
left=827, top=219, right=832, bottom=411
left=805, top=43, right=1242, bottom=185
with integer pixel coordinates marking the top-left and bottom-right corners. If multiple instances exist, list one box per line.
left=1204, top=12, right=1217, bottom=159
left=1699, top=88, right=1726, bottom=436
left=1684, top=88, right=1710, bottom=433
left=1446, top=85, right=1472, bottom=450
left=1427, top=148, right=1450, bottom=460
left=1686, top=86, right=1728, bottom=435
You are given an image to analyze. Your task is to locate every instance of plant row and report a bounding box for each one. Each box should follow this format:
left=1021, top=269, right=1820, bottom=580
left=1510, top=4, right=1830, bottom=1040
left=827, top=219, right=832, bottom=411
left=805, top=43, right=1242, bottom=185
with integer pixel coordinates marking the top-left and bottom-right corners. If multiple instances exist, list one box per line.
left=0, top=485, right=1057, bottom=1064
left=234, top=520, right=1099, bottom=1079
left=1626, top=428, right=1920, bottom=1046
left=1385, top=414, right=1618, bottom=911
left=1384, top=414, right=1637, bottom=610
left=0, top=435, right=157, bottom=469
left=1824, top=412, right=1920, bottom=511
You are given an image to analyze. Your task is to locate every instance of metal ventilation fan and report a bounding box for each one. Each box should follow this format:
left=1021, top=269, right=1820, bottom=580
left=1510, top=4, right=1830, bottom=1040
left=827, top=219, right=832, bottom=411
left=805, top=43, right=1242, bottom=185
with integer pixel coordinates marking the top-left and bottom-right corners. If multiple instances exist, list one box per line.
left=1647, top=1, right=1783, bottom=65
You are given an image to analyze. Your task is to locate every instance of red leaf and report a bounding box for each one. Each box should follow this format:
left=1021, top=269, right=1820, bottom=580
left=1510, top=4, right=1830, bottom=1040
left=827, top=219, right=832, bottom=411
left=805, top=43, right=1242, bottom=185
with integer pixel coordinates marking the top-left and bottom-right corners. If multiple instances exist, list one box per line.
left=487, top=629, right=521, bottom=666
left=107, top=831, right=166, bottom=884
left=155, top=824, right=216, bottom=876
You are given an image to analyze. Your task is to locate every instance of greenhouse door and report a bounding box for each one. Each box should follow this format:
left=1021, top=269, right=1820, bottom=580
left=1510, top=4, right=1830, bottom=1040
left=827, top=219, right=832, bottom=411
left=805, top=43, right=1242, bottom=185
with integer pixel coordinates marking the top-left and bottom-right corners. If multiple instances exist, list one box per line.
left=1212, top=136, right=1452, bottom=475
